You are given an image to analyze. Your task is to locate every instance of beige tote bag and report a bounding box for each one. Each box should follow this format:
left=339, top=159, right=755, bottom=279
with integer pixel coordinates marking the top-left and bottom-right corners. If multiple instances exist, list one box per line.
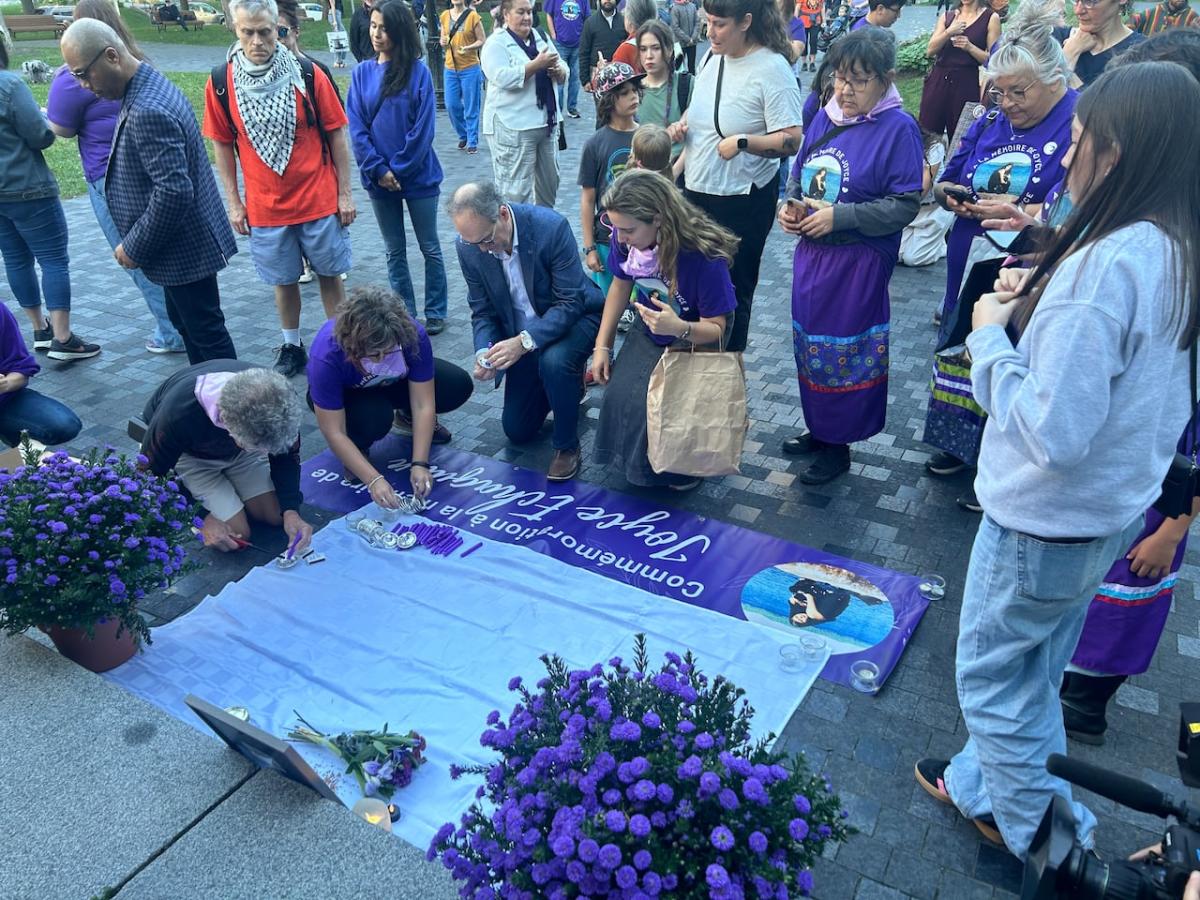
left=646, top=347, right=748, bottom=477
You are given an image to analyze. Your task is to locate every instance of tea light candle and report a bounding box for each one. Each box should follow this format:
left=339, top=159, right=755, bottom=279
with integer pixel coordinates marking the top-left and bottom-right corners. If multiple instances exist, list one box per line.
left=778, top=644, right=804, bottom=672
left=918, top=574, right=947, bottom=601
left=800, top=635, right=827, bottom=660
left=351, top=798, right=393, bottom=833
left=849, top=659, right=880, bottom=694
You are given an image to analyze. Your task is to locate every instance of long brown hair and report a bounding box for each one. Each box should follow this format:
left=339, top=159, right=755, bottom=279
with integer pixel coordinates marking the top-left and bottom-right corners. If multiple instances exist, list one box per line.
left=602, top=170, right=740, bottom=295
left=74, top=0, right=146, bottom=60
left=1012, top=62, right=1200, bottom=349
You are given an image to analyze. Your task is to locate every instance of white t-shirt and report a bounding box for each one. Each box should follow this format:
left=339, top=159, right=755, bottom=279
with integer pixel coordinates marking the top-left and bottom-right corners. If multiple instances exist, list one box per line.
left=683, top=46, right=804, bottom=196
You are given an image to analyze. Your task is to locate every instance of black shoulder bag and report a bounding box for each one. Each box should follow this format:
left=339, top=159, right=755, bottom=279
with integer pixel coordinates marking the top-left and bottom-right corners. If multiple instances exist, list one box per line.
left=1153, top=343, right=1199, bottom=519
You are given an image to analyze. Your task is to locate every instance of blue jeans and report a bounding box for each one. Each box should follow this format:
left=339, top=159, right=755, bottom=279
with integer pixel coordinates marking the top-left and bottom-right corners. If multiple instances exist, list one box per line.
left=0, top=388, right=82, bottom=447
left=87, top=178, right=185, bottom=351
left=945, top=513, right=1144, bottom=859
left=444, top=64, right=483, bottom=148
left=0, top=196, right=70, bottom=313
left=555, top=42, right=581, bottom=112
left=370, top=193, right=448, bottom=320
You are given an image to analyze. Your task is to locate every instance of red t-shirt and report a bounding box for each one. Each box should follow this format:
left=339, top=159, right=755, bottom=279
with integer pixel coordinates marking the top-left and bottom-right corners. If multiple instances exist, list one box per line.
left=203, top=63, right=348, bottom=227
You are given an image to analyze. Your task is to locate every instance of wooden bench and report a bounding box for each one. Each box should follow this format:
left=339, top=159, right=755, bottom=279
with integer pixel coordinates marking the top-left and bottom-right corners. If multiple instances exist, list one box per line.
left=149, top=6, right=204, bottom=31
left=3, top=14, right=67, bottom=38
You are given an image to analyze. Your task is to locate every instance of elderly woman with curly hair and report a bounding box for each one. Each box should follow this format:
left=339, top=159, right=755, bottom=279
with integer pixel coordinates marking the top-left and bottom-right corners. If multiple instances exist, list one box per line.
left=139, top=362, right=315, bottom=554
left=307, top=286, right=473, bottom=508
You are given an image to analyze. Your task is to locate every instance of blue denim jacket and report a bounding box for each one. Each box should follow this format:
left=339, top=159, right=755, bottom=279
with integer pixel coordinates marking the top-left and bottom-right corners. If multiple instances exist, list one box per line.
left=0, top=71, right=59, bottom=203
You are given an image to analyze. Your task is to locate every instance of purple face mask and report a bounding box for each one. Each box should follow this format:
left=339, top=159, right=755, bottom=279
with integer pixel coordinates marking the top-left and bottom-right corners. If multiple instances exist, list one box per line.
left=361, top=347, right=409, bottom=380
left=624, top=243, right=660, bottom=278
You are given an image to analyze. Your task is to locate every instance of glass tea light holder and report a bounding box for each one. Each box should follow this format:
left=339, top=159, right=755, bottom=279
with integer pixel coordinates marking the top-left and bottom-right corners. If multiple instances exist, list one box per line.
left=351, top=798, right=393, bottom=833
left=800, top=634, right=827, bottom=661
left=344, top=509, right=366, bottom=528
left=778, top=644, right=805, bottom=672
left=918, top=574, right=947, bottom=601
left=849, top=659, right=881, bottom=694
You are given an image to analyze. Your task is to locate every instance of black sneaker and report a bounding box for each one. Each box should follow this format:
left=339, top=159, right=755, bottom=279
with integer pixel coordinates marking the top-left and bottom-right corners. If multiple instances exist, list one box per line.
left=392, top=410, right=452, bottom=444
left=782, top=431, right=822, bottom=456
left=33, top=320, right=53, bottom=351
left=798, top=443, right=850, bottom=485
left=46, top=333, right=101, bottom=361
left=957, top=489, right=983, bottom=514
left=914, top=758, right=953, bottom=805
left=567, top=108, right=581, bottom=119
left=925, top=451, right=968, bottom=477
left=273, top=342, right=307, bottom=378
left=425, top=318, right=445, bottom=336
left=973, top=813, right=1004, bottom=846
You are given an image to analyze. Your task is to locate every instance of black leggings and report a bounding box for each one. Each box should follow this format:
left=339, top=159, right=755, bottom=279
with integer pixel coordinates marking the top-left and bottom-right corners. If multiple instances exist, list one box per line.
left=308, top=358, right=473, bottom=454
left=686, top=171, right=781, bottom=353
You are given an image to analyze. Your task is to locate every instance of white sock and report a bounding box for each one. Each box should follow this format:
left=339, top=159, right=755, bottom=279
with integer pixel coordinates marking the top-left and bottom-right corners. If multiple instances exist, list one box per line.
left=282, top=328, right=301, bottom=347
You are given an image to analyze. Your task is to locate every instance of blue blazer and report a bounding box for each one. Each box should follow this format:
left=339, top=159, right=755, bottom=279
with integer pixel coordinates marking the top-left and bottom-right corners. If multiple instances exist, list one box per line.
left=457, top=203, right=603, bottom=375
left=106, top=64, right=237, bottom=287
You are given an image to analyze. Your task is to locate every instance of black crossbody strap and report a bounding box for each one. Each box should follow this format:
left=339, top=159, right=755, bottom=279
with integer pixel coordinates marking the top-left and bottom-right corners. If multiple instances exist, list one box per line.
left=804, top=121, right=854, bottom=156
left=713, top=55, right=726, bottom=139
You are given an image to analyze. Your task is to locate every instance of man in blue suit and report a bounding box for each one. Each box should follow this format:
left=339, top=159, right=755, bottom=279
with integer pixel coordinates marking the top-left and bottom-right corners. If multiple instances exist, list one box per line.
left=61, top=19, right=238, bottom=365
left=449, top=181, right=602, bottom=481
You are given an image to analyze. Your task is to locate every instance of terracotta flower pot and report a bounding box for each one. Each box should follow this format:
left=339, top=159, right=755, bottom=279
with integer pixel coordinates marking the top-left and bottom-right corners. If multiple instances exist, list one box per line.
left=43, top=617, right=140, bottom=673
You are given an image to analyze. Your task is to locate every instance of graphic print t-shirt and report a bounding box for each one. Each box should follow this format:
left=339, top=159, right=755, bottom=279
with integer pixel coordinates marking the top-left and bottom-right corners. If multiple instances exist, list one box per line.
left=578, top=125, right=634, bottom=242
left=941, top=89, right=1077, bottom=211
left=790, top=106, right=924, bottom=259
left=544, top=0, right=589, bottom=46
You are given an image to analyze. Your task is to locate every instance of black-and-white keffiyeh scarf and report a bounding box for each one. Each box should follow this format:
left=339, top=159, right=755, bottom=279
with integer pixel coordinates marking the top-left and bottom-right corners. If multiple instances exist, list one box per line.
left=229, top=43, right=305, bottom=175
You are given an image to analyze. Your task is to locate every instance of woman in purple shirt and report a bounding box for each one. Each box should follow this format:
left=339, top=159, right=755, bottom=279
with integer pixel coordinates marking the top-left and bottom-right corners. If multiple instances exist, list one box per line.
left=0, top=303, right=81, bottom=448
left=307, top=286, right=472, bottom=508
left=45, top=0, right=185, bottom=355
left=777, top=29, right=923, bottom=484
left=591, top=170, right=739, bottom=491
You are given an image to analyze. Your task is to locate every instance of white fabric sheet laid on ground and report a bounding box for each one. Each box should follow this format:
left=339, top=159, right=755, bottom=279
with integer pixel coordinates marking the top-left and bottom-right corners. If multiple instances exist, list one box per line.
left=104, top=513, right=827, bottom=850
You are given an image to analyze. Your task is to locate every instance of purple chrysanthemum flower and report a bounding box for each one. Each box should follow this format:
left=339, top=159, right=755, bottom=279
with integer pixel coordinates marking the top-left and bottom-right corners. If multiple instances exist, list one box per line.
left=630, top=779, right=656, bottom=802
left=615, top=865, right=637, bottom=889
left=609, top=720, right=641, bottom=742
left=706, top=863, right=731, bottom=890
left=629, top=813, right=651, bottom=837
left=578, top=838, right=600, bottom=862
left=718, top=787, right=740, bottom=810
left=710, top=825, right=735, bottom=851
left=597, top=843, right=621, bottom=869
left=694, top=732, right=715, bottom=750
left=796, top=869, right=814, bottom=894
left=641, top=710, right=662, bottom=729
left=743, top=777, right=768, bottom=803
left=699, top=771, right=720, bottom=794
left=789, top=817, right=810, bottom=841
left=794, top=794, right=812, bottom=815
left=749, top=830, right=768, bottom=853
left=44, top=574, right=60, bottom=586
left=656, top=782, right=674, bottom=804
left=507, top=676, right=522, bottom=690
left=605, top=810, right=626, bottom=833
left=677, top=755, right=702, bottom=779
left=676, top=719, right=696, bottom=734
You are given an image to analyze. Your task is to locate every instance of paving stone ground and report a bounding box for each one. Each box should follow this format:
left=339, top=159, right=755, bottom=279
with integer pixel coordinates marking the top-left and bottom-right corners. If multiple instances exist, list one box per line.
left=4, top=43, right=1198, bottom=898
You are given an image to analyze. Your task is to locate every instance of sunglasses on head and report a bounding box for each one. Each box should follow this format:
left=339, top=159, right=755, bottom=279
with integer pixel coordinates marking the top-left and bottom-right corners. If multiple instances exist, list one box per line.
left=277, top=24, right=291, bottom=37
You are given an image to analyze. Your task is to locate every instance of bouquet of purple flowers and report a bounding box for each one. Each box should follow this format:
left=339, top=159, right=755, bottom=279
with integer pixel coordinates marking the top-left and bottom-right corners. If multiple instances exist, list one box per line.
left=0, top=440, right=197, bottom=645
left=289, top=712, right=427, bottom=799
left=429, top=635, right=852, bottom=899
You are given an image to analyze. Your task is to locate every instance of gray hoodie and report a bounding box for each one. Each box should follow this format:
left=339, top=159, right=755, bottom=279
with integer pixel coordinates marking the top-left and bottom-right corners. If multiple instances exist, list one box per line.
left=968, top=221, right=1192, bottom=537
left=0, top=70, right=57, bottom=203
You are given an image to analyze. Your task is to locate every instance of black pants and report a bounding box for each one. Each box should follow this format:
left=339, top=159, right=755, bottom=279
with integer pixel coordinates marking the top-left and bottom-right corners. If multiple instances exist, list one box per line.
left=162, top=274, right=237, bottom=364
left=308, top=359, right=473, bottom=454
left=683, top=44, right=697, bottom=74
left=686, top=172, right=780, bottom=353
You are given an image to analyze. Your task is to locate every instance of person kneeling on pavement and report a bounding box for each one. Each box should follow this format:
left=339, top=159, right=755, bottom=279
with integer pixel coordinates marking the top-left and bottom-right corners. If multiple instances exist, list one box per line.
left=139, top=361, right=314, bottom=553
left=449, top=180, right=603, bottom=482
left=0, top=303, right=82, bottom=448
left=307, top=285, right=473, bottom=508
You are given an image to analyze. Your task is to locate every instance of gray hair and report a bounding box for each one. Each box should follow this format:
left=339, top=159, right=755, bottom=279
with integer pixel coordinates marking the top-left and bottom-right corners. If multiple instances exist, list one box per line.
left=446, top=181, right=504, bottom=223
left=229, top=0, right=279, bottom=22
left=218, top=369, right=302, bottom=455
left=623, top=0, right=658, bottom=30
left=62, top=18, right=129, bottom=60
left=985, top=0, right=1069, bottom=87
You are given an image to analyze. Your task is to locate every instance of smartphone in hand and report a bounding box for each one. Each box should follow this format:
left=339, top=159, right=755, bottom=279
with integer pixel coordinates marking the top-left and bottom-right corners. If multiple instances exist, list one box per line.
left=944, top=185, right=973, bottom=203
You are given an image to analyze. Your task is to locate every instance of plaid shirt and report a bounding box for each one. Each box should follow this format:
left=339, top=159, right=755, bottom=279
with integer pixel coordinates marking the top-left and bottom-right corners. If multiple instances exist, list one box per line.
left=106, top=64, right=237, bottom=287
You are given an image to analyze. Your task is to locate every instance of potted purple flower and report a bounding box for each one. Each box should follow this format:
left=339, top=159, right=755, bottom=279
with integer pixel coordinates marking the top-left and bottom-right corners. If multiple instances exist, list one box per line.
left=429, top=635, right=852, bottom=898
left=0, top=439, right=198, bottom=672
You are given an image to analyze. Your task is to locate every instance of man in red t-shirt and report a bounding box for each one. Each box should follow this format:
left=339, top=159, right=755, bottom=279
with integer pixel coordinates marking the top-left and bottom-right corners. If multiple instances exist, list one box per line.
left=204, top=0, right=357, bottom=378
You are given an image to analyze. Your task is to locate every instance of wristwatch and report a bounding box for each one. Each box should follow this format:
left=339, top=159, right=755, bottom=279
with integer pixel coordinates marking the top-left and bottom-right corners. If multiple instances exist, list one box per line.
left=519, top=330, right=536, bottom=352
left=736, top=134, right=749, bottom=151
left=582, top=245, right=597, bottom=254
left=679, top=324, right=693, bottom=343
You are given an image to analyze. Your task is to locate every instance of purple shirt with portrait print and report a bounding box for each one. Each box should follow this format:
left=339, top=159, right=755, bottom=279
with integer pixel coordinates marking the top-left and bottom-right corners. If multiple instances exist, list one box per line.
left=544, top=0, right=590, bottom=46
left=46, top=66, right=120, bottom=183
left=306, top=318, right=434, bottom=410
left=606, top=239, right=737, bottom=347
left=791, top=105, right=924, bottom=259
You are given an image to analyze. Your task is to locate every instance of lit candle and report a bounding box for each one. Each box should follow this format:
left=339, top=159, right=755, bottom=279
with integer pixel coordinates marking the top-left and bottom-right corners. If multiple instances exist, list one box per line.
left=351, top=798, right=393, bottom=833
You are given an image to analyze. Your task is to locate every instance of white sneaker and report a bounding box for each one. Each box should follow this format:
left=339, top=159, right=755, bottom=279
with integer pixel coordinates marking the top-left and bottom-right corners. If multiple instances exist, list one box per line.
left=298, top=265, right=315, bottom=284
left=617, top=307, right=636, bottom=333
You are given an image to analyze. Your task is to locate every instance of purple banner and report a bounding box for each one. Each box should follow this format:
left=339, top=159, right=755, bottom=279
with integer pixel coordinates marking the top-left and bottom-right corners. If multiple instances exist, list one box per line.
left=301, top=436, right=929, bottom=690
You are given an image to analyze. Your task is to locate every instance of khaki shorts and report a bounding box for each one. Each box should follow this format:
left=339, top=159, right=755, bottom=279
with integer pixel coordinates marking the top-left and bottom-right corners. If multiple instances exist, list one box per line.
left=174, top=450, right=275, bottom=521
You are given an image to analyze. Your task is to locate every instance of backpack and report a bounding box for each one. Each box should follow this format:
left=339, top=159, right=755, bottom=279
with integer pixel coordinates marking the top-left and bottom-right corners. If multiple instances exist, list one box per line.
left=210, top=57, right=331, bottom=162
left=676, top=70, right=692, bottom=116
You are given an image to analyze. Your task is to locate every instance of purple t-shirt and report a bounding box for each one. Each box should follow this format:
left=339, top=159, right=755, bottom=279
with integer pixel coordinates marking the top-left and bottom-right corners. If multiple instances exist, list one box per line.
left=941, top=89, right=1077, bottom=209
left=306, top=317, right=434, bottom=410
left=46, top=66, right=120, bottom=183
left=791, top=105, right=925, bottom=259
left=606, top=239, right=737, bottom=347
left=544, top=0, right=590, bottom=46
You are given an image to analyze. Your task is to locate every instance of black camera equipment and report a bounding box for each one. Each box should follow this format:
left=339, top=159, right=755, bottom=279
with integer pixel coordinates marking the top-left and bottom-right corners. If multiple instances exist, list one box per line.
left=1022, top=753, right=1200, bottom=899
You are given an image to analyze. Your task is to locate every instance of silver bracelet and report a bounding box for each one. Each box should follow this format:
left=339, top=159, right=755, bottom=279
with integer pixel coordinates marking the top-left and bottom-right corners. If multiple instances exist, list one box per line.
left=366, top=474, right=386, bottom=491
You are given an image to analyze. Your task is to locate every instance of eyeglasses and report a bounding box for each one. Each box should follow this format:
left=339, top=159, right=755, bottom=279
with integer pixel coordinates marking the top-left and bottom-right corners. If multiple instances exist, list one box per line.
left=1073, top=0, right=1107, bottom=8
left=827, top=72, right=876, bottom=92
left=70, top=47, right=108, bottom=83
left=986, top=80, right=1036, bottom=104
left=462, top=222, right=499, bottom=246
left=277, top=25, right=291, bottom=37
